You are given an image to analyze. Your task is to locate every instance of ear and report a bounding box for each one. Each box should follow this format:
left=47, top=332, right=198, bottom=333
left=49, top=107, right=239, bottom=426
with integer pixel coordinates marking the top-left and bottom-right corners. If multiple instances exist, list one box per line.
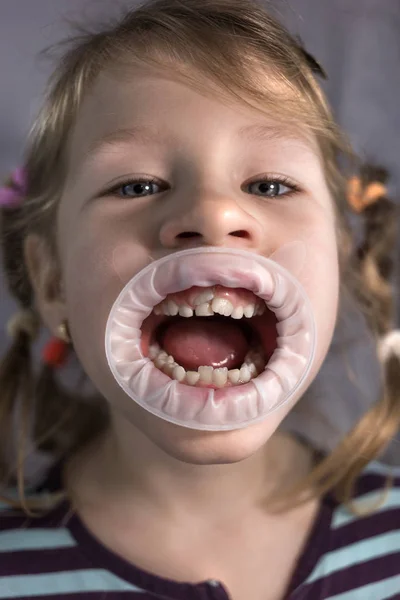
left=24, top=234, right=67, bottom=336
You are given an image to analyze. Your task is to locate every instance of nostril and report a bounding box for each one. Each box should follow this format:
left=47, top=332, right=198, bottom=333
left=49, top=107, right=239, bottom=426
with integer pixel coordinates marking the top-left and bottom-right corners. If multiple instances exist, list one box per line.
left=231, top=230, right=251, bottom=239
left=176, top=232, right=202, bottom=239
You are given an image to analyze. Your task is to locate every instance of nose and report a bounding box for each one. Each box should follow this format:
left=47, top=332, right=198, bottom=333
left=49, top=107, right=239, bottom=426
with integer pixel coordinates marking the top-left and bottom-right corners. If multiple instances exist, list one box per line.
left=159, top=191, right=264, bottom=250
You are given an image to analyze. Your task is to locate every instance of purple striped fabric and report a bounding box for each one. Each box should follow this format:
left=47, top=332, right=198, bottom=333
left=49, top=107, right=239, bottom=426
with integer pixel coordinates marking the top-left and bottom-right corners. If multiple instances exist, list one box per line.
left=0, top=461, right=399, bottom=599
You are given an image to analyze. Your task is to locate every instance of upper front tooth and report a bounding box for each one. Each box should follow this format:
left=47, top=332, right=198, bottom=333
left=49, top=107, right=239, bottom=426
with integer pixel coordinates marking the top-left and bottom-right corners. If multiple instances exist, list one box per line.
left=195, top=302, right=214, bottom=317
left=232, top=306, right=244, bottom=319
left=244, top=304, right=255, bottom=318
left=167, top=300, right=179, bottom=316
left=212, top=298, right=234, bottom=317
left=193, top=289, right=214, bottom=306
left=179, top=305, right=193, bottom=318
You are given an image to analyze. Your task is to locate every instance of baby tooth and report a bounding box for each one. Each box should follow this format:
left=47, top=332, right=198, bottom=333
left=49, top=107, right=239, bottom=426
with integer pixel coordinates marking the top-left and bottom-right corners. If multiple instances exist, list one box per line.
left=166, top=355, right=175, bottom=364
left=173, top=365, right=186, bottom=382
left=179, top=305, right=193, bottom=318
left=153, top=305, right=163, bottom=316
left=212, top=298, right=233, bottom=317
left=198, top=366, right=213, bottom=384
left=193, top=289, right=214, bottom=306
left=244, top=304, right=255, bottom=318
left=239, top=365, right=251, bottom=383
left=228, top=369, right=240, bottom=384
left=155, top=356, right=166, bottom=368
left=213, top=367, right=228, bottom=387
left=195, top=302, right=214, bottom=317
left=167, top=300, right=179, bottom=316
left=163, top=361, right=177, bottom=376
left=186, top=371, right=200, bottom=385
left=248, top=362, right=258, bottom=377
left=232, top=306, right=244, bottom=319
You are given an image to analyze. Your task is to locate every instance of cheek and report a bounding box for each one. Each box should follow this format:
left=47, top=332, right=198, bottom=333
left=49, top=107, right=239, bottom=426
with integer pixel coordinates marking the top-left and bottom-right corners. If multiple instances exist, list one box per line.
left=61, top=229, right=152, bottom=388
left=300, top=224, right=339, bottom=368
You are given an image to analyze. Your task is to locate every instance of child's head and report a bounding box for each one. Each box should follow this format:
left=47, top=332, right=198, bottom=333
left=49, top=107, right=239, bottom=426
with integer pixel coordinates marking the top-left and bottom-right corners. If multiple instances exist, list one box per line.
left=1, top=0, right=398, bottom=509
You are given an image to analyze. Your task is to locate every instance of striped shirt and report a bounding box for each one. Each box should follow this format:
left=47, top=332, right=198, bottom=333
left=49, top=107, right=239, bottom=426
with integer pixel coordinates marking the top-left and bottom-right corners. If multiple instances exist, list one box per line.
left=0, top=461, right=399, bottom=599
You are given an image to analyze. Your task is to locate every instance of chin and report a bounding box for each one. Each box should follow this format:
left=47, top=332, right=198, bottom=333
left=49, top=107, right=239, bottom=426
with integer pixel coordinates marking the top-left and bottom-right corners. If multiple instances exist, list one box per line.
left=119, top=397, right=285, bottom=465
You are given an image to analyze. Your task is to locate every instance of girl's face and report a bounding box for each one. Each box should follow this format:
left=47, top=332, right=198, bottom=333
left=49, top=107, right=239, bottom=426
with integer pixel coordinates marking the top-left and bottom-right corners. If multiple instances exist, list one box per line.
left=36, top=67, right=339, bottom=463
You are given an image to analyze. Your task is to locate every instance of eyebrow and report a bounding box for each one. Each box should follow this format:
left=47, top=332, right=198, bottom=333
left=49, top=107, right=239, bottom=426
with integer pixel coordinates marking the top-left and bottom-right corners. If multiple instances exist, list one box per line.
left=86, top=122, right=300, bottom=158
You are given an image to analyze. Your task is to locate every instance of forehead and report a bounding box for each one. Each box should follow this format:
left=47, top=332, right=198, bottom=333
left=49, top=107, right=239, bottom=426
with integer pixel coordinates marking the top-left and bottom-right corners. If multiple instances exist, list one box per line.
left=69, top=66, right=320, bottom=165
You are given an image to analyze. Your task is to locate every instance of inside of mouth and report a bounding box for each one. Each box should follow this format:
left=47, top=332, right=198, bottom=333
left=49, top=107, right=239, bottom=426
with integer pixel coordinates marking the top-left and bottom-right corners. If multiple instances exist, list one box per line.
left=140, top=286, right=278, bottom=389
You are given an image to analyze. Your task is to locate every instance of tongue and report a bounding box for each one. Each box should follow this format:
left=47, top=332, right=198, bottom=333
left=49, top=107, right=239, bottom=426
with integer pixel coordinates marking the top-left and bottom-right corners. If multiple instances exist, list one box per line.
left=160, top=318, right=249, bottom=370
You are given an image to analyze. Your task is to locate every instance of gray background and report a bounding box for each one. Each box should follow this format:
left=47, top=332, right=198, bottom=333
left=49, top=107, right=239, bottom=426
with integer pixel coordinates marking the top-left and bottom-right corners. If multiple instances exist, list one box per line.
left=1, top=0, right=399, bottom=466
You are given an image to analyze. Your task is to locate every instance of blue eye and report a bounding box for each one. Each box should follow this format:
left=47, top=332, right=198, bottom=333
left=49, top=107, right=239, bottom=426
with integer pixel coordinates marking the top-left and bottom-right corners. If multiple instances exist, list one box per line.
left=115, top=179, right=164, bottom=198
left=247, top=179, right=295, bottom=198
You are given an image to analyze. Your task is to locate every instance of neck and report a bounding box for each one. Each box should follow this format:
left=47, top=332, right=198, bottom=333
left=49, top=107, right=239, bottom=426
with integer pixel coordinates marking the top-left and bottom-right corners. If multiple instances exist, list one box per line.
left=66, top=414, right=314, bottom=524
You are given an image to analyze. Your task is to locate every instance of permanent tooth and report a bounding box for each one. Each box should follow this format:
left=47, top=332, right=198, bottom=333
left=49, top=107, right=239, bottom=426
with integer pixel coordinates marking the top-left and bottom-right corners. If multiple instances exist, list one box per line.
left=212, top=298, right=234, bottom=317
left=173, top=365, right=186, bottom=382
left=179, top=306, right=193, bottom=318
left=239, top=365, right=251, bottom=383
left=198, top=366, right=213, bottom=384
left=195, top=303, right=214, bottom=317
left=232, top=306, right=244, bottom=319
left=213, top=367, right=228, bottom=387
left=167, top=300, right=179, bottom=316
left=228, top=369, right=240, bottom=384
left=193, top=289, right=214, bottom=306
left=186, top=371, right=200, bottom=385
left=244, top=304, right=255, bottom=318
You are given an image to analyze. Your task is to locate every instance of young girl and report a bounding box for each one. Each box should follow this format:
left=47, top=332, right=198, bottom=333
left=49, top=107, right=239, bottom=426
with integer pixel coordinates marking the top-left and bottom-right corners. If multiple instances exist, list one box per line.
left=0, top=1, right=400, bottom=599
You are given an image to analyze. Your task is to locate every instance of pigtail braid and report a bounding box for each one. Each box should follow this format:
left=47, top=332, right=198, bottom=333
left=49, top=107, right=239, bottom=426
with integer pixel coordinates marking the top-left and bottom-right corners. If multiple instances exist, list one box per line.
left=1, top=176, right=107, bottom=511
left=271, top=165, right=400, bottom=515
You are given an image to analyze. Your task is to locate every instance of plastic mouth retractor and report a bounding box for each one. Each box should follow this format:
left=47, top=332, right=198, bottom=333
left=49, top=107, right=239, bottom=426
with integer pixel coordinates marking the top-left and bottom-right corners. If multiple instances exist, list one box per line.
left=105, top=247, right=316, bottom=431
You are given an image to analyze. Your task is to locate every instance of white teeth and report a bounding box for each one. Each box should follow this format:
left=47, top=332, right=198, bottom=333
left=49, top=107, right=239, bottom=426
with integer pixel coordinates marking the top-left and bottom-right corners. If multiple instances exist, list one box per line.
left=148, top=344, right=160, bottom=359
left=231, top=306, right=244, bottom=319
left=150, top=346, right=263, bottom=387
left=211, top=298, right=234, bottom=317
left=198, top=366, right=213, bottom=384
left=167, top=300, right=179, bottom=316
left=239, top=364, right=251, bottom=383
left=195, top=302, right=214, bottom=317
left=213, top=367, right=228, bottom=387
left=173, top=365, right=186, bottom=382
left=193, top=289, right=214, bottom=306
left=227, top=369, right=241, bottom=384
left=186, top=370, right=200, bottom=385
left=178, top=305, right=193, bottom=318
left=243, top=304, right=255, bottom=318
left=155, top=289, right=267, bottom=320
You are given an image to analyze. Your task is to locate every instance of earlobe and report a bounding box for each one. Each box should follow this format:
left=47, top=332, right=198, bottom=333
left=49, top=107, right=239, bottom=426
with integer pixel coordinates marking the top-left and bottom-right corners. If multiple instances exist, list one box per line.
left=24, top=234, right=67, bottom=334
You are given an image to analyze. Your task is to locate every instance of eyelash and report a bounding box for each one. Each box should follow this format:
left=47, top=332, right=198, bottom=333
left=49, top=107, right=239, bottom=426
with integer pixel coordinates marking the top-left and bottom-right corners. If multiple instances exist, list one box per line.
left=105, top=174, right=301, bottom=199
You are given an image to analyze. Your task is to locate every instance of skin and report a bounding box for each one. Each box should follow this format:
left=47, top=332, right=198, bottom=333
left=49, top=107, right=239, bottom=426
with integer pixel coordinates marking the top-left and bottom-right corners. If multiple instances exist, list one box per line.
left=26, top=66, right=340, bottom=597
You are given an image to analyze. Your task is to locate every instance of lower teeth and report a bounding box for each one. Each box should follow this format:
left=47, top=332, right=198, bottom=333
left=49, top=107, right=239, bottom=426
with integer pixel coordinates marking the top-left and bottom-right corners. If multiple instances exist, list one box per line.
left=148, top=344, right=264, bottom=387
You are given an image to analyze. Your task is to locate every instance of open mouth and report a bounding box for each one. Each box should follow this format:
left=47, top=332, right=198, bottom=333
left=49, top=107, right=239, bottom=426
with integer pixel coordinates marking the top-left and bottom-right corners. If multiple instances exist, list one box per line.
left=140, top=285, right=278, bottom=389
left=105, top=247, right=315, bottom=430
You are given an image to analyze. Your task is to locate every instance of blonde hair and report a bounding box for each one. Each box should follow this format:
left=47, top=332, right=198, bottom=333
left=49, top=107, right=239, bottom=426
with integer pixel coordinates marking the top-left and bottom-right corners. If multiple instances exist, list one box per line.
left=1, top=0, right=399, bottom=515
